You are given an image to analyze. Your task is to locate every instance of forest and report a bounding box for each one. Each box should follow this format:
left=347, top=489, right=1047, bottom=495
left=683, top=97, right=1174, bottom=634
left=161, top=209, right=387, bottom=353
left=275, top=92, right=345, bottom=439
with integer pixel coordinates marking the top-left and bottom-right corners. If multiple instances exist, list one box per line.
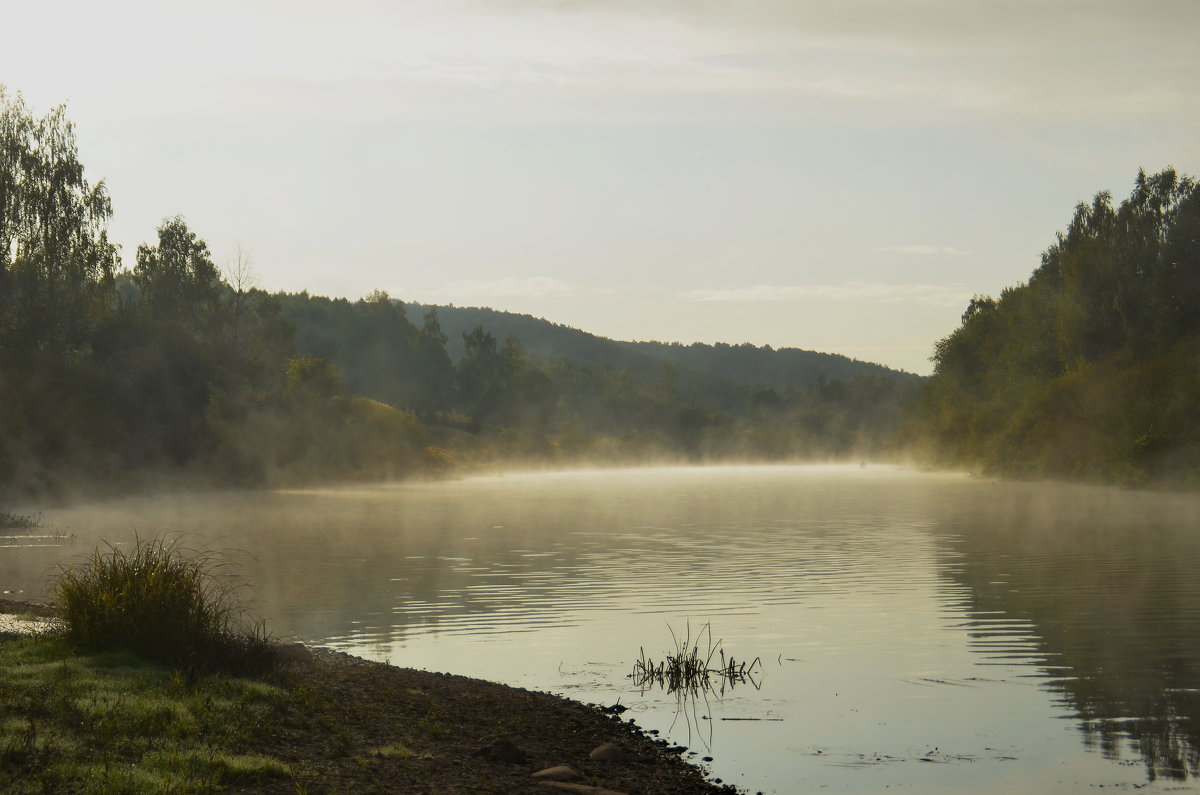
left=0, top=90, right=919, bottom=502
left=909, top=167, right=1200, bottom=487
left=8, top=87, right=1196, bottom=500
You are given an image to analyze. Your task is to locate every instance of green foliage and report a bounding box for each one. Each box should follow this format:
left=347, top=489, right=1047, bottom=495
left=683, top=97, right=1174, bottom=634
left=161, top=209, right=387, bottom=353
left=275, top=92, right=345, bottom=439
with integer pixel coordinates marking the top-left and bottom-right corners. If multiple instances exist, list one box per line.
left=409, top=302, right=918, bottom=393
left=413, top=309, right=456, bottom=418
left=0, top=89, right=298, bottom=497
left=0, top=637, right=290, bottom=793
left=133, top=216, right=222, bottom=331
left=277, top=293, right=920, bottom=465
left=285, top=354, right=343, bottom=398
left=0, top=86, right=118, bottom=357
left=56, top=538, right=275, bottom=673
left=276, top=290, right=422, bottom=408
left=912, top=168, right=1200, bottom=486
left=293, top=396, right=430, bottom=481
left=454, top=327, right=557, bottom=429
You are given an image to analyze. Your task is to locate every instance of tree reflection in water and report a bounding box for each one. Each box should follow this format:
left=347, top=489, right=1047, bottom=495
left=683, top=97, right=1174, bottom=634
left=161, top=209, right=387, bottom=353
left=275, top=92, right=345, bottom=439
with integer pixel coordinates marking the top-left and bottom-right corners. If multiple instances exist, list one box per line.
left=935, top=483, right=1200, bottom=782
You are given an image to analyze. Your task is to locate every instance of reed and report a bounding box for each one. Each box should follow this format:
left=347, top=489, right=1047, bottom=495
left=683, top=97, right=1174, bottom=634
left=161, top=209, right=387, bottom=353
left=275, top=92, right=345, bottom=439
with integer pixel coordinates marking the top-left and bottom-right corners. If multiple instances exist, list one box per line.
left=55, top=537, right=274, bottom=673
left=630, top=622, right=760, bottom=695
left=0, top=510, right=41, bottom=529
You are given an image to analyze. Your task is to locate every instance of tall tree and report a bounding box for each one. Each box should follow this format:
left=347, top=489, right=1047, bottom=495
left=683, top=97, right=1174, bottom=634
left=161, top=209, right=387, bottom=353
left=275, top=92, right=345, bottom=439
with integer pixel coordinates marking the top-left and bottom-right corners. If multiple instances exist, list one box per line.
left=0, top=86, right=118, bottom=356
left=414, top=309, right=455, bottom=419
left=134, top=216, right=222, bottom=332
left=456, top=326, right=504, bottom=426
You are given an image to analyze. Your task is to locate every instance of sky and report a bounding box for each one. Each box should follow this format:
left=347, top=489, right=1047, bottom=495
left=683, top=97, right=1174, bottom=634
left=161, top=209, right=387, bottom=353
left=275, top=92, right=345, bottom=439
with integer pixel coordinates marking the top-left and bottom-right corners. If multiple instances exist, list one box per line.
left=4, top=0, right=1198, bottom=374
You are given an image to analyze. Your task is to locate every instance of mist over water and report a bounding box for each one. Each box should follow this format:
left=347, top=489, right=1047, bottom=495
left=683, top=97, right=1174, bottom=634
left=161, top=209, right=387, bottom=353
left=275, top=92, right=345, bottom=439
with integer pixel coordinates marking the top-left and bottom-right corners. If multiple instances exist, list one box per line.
left=5, top=465, right=1200, bottom=793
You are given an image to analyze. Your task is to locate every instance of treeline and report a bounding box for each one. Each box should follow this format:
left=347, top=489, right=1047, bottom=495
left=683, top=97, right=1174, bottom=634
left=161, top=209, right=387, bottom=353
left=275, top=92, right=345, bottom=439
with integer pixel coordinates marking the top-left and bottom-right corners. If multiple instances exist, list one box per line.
left=908, top=168, right=1200, bottom=487
left=406, top=302, right=914, bottom=391
left=276, top=293, right=923, bottom=466
left=0, top=89, right=920, bottom=500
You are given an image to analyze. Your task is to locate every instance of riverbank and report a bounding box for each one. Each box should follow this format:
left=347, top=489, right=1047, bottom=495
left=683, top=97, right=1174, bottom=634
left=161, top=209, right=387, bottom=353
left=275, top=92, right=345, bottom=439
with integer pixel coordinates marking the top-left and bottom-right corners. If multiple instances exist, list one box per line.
left=0, top=601, right=736, bottom=794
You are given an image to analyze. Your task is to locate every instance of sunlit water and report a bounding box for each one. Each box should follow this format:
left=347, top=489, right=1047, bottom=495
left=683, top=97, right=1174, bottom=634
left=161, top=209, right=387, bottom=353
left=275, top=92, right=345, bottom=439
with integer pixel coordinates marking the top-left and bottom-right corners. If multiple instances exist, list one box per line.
left=5, top=465, right=1200, bottom=793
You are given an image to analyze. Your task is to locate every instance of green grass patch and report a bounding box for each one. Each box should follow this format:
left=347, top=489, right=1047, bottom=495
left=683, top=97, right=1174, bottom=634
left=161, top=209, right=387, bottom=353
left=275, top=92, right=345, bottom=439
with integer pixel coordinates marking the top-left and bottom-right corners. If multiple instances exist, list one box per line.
left=0, top=635, right=291, bottom=793
left=369, top=741, right=416, bottom=759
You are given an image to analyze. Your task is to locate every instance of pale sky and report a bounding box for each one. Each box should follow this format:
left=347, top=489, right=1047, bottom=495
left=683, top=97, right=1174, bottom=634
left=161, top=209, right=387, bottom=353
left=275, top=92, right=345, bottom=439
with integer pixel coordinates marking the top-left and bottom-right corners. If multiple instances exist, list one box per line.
left=5, top=0, right=1198, bottom=373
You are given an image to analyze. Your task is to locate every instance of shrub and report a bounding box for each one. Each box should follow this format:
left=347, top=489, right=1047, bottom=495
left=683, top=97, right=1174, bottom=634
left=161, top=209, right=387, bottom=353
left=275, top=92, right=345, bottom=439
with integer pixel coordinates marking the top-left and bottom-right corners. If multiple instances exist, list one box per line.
left=56, top=538, right=275, bottom=673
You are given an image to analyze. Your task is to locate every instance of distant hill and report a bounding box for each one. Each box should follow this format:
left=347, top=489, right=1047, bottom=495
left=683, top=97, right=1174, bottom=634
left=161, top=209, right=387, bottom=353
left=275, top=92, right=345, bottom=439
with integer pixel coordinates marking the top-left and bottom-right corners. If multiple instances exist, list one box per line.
left=619, top=339, right=922, bottom=390
left=270, top=293, right=927, bottom=464
left=406, top=304, right=664, bottom=376
left=406, top=303, right=921, bottom=391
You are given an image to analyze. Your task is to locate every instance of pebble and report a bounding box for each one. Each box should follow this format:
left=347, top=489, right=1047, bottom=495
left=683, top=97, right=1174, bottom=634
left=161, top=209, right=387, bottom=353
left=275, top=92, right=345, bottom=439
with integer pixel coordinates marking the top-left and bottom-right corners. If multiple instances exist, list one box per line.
left=531, top=765, right=580, bottom=781
left=588, top=742, right=624, bottom=762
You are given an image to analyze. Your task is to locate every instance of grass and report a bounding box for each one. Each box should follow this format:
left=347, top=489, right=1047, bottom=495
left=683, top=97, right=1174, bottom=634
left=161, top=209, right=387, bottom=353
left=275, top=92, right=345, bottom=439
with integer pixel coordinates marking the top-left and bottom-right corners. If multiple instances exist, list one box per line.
left=0, top=635, right=292, bottom=794
left=0, top=539, right=294, bottom=791
left=630, top=622, right=761, bottom=696
left=367, top=741, right=420, bottom=760
left=55, top=537, right=275, bottom=673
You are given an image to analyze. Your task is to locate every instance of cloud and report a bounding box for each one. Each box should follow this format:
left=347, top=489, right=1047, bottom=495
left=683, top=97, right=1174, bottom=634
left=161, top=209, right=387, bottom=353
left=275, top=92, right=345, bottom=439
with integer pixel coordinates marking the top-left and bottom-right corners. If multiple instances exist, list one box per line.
left=680, top=281, right=972, bottom=307
left=875, top=244, right=971, bottom=256
left=487, top=0, right=1197, bottom=56
left=18, top=0, right=1195, bottom=129
left=451, top=0, right=1200, bottom=121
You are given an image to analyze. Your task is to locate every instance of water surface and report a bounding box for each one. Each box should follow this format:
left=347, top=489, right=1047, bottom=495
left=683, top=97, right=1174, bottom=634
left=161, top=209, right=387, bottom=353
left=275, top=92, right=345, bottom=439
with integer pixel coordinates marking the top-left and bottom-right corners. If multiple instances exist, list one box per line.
left=5, top=465, right=1199, bottom=792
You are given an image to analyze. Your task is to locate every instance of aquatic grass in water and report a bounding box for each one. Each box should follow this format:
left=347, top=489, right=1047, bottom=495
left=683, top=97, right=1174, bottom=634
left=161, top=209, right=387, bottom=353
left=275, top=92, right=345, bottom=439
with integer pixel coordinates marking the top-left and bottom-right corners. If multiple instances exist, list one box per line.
left=0, top=511, right=41, bottom=530
left=55, top=537, right=275, bottom=673
left=631, top=622, right=761, bottom=696
left=0, top=510, right=72, bottom=547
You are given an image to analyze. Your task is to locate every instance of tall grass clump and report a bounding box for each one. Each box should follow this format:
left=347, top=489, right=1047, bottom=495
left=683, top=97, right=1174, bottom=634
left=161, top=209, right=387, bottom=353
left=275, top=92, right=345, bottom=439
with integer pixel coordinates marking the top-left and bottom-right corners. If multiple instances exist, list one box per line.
left=56, top=538, right=275, bottom=673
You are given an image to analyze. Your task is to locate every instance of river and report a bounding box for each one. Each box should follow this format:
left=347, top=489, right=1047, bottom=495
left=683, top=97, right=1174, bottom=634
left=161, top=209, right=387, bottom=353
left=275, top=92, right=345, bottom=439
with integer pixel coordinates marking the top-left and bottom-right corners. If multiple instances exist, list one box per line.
left=4, top=465, right=1199, bottom=793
